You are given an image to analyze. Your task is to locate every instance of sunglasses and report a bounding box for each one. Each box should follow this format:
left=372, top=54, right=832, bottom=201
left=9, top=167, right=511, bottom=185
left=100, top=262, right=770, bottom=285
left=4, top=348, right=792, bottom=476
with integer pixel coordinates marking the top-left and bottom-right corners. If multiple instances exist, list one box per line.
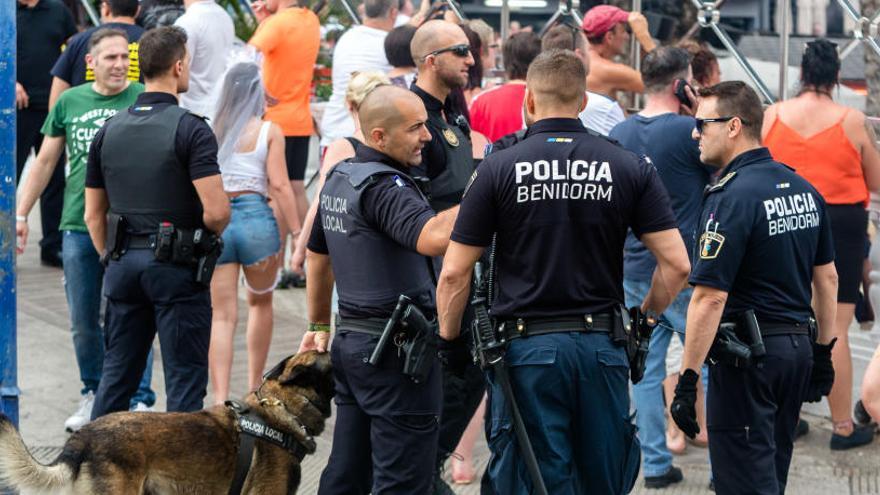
left=695, top=116, right=747, bottom=134
left=424, top=44, right=471, bottom=60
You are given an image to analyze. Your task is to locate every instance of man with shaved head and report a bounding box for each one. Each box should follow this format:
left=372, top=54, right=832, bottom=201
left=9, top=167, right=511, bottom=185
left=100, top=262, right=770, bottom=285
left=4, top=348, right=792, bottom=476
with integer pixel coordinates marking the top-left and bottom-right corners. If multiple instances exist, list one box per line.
left=299, top=84, right=460, bottom=494
left=410, top=21, right=487, bottom=493
left=436, top=49, right=690, bottom=494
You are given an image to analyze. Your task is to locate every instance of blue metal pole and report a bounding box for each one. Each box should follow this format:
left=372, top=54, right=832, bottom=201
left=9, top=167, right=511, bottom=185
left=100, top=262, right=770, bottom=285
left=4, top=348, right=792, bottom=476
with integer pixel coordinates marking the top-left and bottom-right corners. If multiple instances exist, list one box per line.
left=0, top=0, right=20, bottom=427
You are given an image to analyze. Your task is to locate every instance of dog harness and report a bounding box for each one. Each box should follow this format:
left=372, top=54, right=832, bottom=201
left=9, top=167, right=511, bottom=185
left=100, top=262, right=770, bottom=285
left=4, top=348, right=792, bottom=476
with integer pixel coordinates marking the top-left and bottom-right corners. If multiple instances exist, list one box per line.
left=225, top=399, right=316, bottom=495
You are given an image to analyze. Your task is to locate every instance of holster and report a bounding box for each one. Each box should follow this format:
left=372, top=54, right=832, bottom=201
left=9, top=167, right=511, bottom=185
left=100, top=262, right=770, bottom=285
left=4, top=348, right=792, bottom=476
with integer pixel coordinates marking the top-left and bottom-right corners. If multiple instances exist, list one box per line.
left=105, top=213, right=127, bottom=262
left=399, top=304, right=438, bottom=384
left=707, top=310, right=765, bottom=368
left=611, top=305, right=652, bottom=384
left=152, top=222, right=223, bottom=286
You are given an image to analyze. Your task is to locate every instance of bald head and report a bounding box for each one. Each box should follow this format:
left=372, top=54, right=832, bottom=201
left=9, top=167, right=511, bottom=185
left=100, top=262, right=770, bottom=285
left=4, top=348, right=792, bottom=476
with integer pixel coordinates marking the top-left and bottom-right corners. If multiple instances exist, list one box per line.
left=358, top=86, right=431, bottom=166
left=411, top=20, right=468, bottom=67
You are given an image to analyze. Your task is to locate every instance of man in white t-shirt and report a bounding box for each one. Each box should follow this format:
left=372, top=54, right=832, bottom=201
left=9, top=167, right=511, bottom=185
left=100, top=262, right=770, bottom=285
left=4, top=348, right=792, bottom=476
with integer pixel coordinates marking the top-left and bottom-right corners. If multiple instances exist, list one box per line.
left=174, top=0, right=234, bottom=117
left=541, top=24, right=625, bottom=136
left=319, top=0, right=396, bottom=147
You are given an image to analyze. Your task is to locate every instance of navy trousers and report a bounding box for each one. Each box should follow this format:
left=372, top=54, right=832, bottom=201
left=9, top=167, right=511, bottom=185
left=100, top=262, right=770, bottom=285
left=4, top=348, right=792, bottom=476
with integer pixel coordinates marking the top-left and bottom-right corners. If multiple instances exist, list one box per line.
left=319, top=330, right=442, bottom=495
left=91, top=249, right=211, bottom=418
left=485, top=332, right=640, bottom=495
left=708, top=334, right=813, bottom=495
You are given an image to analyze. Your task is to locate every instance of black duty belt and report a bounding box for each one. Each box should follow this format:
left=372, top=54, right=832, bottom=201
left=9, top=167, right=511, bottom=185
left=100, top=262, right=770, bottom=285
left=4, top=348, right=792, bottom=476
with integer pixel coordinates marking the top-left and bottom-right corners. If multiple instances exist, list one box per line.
left=125, top=233, right=156, bottom=250
left=336, top=316, right=387, bottom=336
left=721, top=320, right=811, bottom=337
left=499, top=313, right=613, bottom=341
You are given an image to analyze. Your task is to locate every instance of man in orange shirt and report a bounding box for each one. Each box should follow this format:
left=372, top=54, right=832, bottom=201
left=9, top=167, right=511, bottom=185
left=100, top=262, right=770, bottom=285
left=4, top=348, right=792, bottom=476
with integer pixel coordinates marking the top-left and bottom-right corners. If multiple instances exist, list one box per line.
left=250, top=0, right=320, bottom=246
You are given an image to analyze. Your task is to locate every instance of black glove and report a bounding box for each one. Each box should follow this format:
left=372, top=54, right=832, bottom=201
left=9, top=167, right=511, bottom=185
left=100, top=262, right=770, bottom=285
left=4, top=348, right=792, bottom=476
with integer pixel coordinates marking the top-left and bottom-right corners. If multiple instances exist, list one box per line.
left=670, top=369, right=700, bottom=439
left=437, top=336, right=471, bottom=376
left=804, top=338, right=837, bottom=403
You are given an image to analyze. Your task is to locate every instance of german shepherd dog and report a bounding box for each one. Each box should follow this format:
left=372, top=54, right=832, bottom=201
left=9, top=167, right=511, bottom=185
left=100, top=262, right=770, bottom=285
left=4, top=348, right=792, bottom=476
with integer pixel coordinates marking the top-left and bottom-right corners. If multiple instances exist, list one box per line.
left=0, top=351, right=333, bottom=494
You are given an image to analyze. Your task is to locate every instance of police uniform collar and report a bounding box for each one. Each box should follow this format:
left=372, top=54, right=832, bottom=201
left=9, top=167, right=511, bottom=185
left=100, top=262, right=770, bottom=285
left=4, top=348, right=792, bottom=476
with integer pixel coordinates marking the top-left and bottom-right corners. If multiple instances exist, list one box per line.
left=353, top=145, right=410, bottom=176
left=410, top=83, right=444, bottom=112
left=135, top=92, right=179, bottom=106
left=720, top=147, right=774, bottom=175
left=524, top=118, right=588, bottom=138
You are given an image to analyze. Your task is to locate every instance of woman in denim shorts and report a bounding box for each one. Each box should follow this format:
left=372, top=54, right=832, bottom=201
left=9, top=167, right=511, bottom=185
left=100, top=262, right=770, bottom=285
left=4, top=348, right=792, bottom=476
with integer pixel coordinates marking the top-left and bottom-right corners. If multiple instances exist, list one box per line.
left=207, top=62, right=303, bottom=403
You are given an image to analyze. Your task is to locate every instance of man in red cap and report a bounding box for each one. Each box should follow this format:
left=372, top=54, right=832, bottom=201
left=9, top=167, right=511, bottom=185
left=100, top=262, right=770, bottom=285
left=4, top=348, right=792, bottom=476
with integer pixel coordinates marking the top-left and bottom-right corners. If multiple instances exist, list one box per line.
left=582, top=4, right=655, bottom=97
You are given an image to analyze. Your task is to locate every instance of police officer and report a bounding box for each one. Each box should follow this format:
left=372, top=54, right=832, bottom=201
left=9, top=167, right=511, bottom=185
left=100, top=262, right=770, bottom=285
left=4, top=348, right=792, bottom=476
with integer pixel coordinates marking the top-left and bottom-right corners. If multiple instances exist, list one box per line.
left=436, top=49, right=691, bottom=494
left=410, top=20, right=488, bottom=490
left=410, top=20, right=475, bottom=212
left=670, top=81, right=838, bottom=495
left=297, top=85, right=459, bottom=494
left=84, top=26, right=230, bottom=418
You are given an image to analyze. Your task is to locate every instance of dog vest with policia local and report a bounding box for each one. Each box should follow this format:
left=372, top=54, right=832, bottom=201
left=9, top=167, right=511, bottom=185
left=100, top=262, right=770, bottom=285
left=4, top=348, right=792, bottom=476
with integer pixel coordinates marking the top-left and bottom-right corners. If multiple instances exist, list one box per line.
left=224, top=400, right=315, bottom=495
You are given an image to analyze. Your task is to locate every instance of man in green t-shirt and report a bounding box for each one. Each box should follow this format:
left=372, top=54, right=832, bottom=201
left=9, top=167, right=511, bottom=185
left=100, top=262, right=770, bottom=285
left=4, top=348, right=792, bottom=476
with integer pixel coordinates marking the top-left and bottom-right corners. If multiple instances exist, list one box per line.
left=15, top=27, right=156, bottom=432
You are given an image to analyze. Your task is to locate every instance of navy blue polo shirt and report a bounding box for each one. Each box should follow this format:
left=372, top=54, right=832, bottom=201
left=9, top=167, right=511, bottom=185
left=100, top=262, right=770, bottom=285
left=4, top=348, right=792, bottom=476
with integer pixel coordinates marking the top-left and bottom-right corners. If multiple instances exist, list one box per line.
left=689, top=147, right=835, bottom=323
left=85, top=92, right=220, bottom=188
left=610, top=113, right=711, bottom=281
left=452, top=118, right=678, bottom=319
left=308, top=146, right=436, bottom=256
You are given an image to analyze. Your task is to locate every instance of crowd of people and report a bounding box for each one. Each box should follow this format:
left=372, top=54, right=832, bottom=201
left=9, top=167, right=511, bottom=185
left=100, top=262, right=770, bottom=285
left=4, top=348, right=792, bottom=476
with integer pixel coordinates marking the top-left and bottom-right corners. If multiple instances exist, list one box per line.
left=12, top=0, right=880, bottom=492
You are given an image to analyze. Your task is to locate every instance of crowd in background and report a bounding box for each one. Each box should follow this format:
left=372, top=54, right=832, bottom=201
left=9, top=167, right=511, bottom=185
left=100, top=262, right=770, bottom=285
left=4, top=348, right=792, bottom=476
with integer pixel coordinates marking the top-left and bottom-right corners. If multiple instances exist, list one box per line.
left=13, top=0, right=880, bottom=489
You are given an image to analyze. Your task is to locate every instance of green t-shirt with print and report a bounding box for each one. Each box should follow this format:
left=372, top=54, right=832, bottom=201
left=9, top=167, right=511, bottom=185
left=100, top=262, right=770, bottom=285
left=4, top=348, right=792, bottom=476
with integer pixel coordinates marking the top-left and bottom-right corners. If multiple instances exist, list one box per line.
left=41, top=81, right=144, bottom=232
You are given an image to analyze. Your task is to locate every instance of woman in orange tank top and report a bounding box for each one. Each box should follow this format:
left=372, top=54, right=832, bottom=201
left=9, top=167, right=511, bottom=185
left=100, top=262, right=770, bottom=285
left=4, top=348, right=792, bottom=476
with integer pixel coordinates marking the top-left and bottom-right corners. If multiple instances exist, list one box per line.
left=762, top=39, right=880, bottom=450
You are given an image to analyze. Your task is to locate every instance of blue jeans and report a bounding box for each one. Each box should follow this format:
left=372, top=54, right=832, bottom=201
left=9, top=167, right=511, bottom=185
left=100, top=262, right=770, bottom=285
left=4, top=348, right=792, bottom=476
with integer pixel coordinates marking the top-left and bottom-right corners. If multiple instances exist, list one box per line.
left=624, top=278, right=707, bottom=477
left=486, top=332, right=640, bottom=494
left=62, top=231, right=155, bottom=408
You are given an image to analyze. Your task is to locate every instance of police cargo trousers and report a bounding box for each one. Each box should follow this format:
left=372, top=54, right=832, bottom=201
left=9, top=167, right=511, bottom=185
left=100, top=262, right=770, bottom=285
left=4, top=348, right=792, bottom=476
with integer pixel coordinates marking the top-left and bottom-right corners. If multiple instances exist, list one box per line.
left=485, top=332, right=640, bottom=495
left=319, top=330, right=442, bottom=495
left=708, top=334, right=812, bottom=495
left=91, top=249, right=212, bottom=418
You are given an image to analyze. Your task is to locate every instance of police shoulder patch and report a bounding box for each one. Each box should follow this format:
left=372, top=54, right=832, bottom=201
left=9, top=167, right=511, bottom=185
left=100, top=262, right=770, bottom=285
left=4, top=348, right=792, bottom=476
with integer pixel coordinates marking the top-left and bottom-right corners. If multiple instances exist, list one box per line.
left=699, top=231, right=725, bottom=259
left=442, top=128, right=460, bottom=147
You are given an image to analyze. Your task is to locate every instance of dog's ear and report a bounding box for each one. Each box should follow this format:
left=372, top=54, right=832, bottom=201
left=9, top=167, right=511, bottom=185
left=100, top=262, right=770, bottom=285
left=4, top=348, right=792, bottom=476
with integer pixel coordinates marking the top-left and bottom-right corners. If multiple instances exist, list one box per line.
left=277, top=351, right=331, bottom=386
left=264, top=354, right=296, bottom=381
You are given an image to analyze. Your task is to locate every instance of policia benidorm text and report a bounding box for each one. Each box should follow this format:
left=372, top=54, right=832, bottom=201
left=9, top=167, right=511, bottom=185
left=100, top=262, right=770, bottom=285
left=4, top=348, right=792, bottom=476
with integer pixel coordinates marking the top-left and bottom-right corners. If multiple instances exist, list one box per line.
left=84, top=26, right=230, bottom=419
left=437, top=50, right=692, bottom=495
left=297, top=85, right=460, bottom=495
left=670, top=82, right=838, bottom=495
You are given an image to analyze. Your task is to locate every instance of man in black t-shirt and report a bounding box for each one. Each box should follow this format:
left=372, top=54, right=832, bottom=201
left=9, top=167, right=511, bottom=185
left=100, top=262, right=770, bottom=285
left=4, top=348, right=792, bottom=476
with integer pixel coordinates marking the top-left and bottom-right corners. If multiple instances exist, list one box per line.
left=16, top=0, right=77, bottom=266
left=436, top=50, right=691, bottom=495
left=49, top=0, right=143, bottom=109
left=670, top=82, right=839, bottom=495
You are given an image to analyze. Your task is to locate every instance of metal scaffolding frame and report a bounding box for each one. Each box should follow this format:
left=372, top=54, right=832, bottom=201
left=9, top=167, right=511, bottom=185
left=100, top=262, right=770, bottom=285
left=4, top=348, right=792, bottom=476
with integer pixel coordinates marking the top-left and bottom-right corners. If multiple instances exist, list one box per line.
left=689, top=0, right=880, bottom=104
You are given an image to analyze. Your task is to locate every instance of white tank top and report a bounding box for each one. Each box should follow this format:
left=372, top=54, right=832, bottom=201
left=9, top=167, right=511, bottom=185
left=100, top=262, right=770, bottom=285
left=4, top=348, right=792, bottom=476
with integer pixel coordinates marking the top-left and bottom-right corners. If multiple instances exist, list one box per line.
left=221, top=121, right=271, bottom=195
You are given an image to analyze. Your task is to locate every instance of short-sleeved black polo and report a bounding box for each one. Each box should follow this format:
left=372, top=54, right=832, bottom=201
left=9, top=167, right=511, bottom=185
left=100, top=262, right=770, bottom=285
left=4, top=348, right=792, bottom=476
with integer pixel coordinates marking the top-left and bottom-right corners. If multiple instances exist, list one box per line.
left=452, top=117, right=678, bottom=319
left=17, top=0, right=77, bottom=109
left=689, top=147, right=835, bottom=323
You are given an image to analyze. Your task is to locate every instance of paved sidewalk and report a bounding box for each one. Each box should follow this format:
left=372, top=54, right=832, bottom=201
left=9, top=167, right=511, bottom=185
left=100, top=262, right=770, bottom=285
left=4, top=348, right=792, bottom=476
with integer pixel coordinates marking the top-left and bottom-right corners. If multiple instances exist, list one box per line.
left=12, top=217, right=880, bottom=494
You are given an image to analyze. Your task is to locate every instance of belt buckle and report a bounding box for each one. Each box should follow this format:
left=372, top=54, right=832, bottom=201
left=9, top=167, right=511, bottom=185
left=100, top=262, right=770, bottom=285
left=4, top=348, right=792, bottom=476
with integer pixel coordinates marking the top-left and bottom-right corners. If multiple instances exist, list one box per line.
left=515, top=318, right=526, bottom=337
left=584, top=314, right=593, bottom=331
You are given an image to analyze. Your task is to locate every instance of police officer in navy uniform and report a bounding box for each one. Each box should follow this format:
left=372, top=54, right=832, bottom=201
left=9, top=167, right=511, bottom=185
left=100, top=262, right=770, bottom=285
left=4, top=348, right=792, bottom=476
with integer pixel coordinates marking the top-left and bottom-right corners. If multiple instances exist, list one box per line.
left=670, top=81, right=838, bottom=495
left=409, top=20, right=489, bottom=490
left=436, top=50, right=692, bottom=494
left=84, top=26, right=230, bottom=418
left=298, top=85, right=460, bottom=494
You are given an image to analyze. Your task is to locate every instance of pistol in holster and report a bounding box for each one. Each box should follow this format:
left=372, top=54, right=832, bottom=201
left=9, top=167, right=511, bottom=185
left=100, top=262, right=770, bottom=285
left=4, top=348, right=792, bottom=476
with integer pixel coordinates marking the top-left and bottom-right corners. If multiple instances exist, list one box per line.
left=368, top=295, right=438, bottom=383
left=611, top=305, right=655, bottom=384
left=707, top=309, right=766, bottom=368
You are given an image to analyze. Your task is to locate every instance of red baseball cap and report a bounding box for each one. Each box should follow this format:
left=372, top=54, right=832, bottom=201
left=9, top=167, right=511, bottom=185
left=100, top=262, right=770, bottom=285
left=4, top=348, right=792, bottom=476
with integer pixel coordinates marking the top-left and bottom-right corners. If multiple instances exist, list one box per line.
left=582, top=5, right=629, bottom=38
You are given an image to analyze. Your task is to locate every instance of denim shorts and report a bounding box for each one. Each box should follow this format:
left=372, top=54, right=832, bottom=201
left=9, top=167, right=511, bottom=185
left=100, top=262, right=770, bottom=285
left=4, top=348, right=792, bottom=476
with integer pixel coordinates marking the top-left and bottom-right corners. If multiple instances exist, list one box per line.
left=217, top=194, right=281, bottom=266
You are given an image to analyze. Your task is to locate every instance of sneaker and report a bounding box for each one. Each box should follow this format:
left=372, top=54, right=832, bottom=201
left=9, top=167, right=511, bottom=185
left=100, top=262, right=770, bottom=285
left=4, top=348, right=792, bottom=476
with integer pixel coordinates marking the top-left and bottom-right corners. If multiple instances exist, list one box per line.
left=130, top=402, right=155, bottom=413
left=277, top=270, right=306, bottom=289
left=644, top=466, right=683, bottom=489
left=794, top=418, right=810, bottom=440
left=64, top=391, right=95, bottom=432
left=830, top=423, right=875, bottom=450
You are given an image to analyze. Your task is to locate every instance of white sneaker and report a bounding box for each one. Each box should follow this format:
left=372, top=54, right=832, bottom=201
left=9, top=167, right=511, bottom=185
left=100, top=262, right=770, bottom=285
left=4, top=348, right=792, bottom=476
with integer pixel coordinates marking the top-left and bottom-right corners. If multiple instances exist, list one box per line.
left=64, top=391, right=95, bottom=432
left=130, top=402, right=155, bottom=412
